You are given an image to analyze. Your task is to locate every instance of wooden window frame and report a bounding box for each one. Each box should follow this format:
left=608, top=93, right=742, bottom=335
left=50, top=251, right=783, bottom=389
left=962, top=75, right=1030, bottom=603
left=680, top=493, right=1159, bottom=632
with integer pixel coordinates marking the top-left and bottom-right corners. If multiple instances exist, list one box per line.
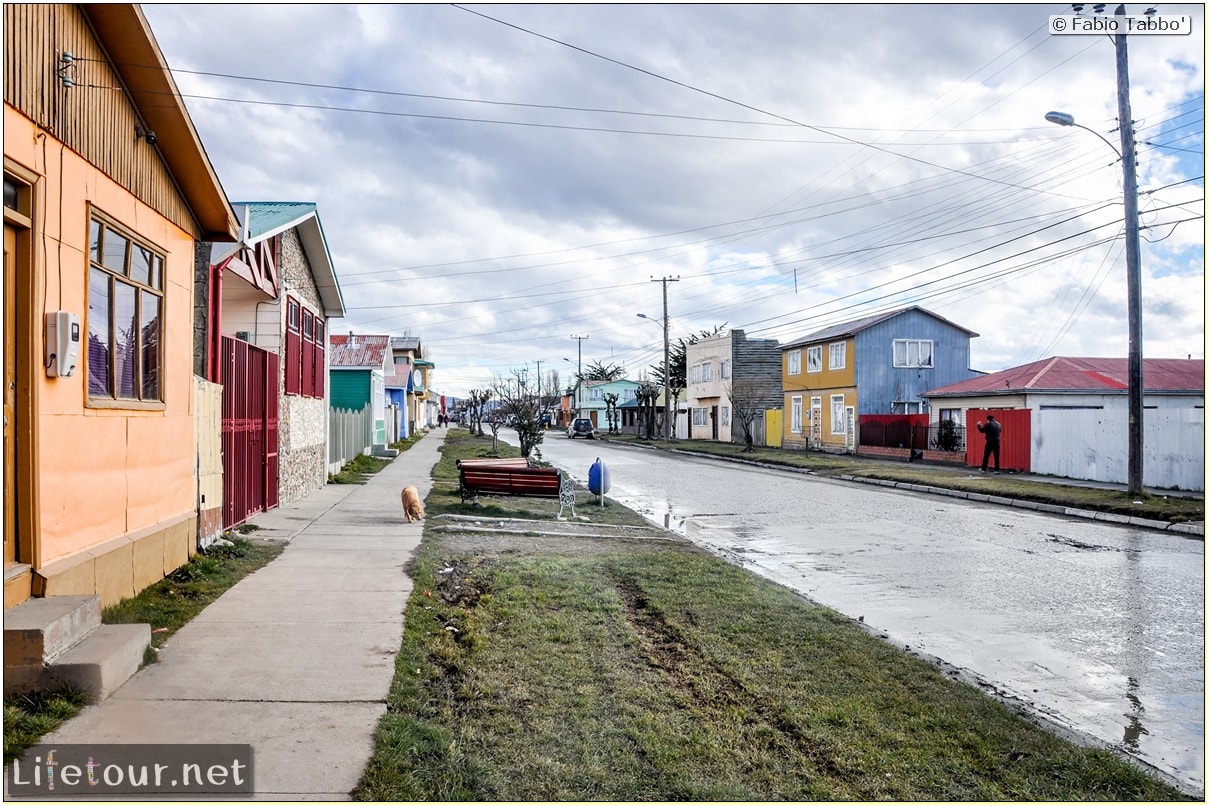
left=86, top=210, right=166, bottom=411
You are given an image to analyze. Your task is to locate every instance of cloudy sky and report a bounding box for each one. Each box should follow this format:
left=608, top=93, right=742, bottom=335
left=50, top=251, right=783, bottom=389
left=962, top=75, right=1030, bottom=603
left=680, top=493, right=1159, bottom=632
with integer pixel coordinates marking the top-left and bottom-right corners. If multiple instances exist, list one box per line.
left=141, top=3, right=1205, bottom=400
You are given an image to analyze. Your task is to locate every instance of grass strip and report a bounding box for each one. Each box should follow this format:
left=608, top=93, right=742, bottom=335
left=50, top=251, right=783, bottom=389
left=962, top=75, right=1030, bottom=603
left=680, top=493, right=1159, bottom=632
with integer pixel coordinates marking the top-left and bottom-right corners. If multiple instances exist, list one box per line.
left=331, top=453, right=393, bottom=484
left=354, top=430, right=1189, bottom=801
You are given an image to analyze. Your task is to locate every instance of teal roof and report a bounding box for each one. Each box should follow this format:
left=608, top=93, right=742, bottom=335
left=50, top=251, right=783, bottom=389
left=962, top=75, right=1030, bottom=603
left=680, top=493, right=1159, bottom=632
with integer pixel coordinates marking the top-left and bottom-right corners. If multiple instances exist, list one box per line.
left=231, top=202, right=345, bottom=318
left=236, top=202, right=319, bottom=240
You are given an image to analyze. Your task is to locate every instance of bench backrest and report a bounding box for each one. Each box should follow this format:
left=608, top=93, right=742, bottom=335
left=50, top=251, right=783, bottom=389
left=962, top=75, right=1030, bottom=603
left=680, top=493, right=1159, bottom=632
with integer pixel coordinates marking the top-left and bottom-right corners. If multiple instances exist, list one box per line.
left=459, top=464, right=561, bottom=496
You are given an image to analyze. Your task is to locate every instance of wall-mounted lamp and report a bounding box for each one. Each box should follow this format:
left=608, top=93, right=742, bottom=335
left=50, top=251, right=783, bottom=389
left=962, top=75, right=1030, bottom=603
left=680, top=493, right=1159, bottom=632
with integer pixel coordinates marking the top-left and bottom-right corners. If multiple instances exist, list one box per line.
left=135, top=125, right=157, bottom=146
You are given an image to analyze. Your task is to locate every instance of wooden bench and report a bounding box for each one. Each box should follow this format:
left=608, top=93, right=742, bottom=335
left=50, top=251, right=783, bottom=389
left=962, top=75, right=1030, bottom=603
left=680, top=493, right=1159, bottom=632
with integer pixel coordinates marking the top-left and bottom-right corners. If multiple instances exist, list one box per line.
left=456, top=459, right=563, bottom=504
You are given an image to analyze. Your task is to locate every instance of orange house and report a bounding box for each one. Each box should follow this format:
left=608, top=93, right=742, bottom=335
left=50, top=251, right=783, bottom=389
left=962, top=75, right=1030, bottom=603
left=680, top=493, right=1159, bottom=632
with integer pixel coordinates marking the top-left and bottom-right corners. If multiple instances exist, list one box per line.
left=4, top=5, right=239, bottom=608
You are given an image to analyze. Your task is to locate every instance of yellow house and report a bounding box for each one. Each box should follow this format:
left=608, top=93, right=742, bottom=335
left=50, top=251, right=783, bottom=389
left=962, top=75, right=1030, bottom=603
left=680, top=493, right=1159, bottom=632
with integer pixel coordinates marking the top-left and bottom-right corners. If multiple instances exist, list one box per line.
left=4, top=4, right=239, bottom=608
left=782, top=334, right=857, bottom=451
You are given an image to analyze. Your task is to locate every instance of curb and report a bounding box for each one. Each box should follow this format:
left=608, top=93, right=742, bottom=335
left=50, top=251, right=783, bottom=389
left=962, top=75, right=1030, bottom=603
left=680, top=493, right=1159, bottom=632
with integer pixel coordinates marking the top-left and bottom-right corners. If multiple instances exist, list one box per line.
left=833, top=474, right=1203, bottom=536
left=595, top=438, right=1203, bottom=538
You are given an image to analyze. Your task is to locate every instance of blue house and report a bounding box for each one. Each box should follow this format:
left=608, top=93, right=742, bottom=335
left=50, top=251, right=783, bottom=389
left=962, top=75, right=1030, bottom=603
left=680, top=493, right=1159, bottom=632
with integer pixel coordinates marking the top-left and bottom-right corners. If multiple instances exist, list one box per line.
left=781, top=306, right=979, bottom=451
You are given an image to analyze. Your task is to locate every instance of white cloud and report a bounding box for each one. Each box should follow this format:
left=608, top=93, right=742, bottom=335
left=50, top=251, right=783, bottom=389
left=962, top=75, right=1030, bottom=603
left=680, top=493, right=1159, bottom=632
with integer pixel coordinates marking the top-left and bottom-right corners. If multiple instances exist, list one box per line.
left=143, top=3, right=1206, bottom=398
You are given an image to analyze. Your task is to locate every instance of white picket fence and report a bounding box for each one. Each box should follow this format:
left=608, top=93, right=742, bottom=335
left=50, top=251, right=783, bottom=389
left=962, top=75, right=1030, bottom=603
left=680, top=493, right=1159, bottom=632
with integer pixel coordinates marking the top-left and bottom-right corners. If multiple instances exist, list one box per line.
left=328, top=404, right=373, bottom=474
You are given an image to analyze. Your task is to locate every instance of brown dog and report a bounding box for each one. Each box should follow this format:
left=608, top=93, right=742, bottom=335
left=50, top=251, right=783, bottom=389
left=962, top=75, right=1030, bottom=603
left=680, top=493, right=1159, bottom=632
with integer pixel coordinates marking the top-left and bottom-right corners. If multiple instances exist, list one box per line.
left=401, top=485, right=425, bottom=522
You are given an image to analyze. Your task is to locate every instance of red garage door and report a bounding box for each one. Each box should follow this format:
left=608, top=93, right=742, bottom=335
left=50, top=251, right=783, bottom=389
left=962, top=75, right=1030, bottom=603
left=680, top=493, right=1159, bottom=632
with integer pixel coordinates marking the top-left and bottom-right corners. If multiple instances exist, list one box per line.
left=965, top=408, right=1030, bottom=472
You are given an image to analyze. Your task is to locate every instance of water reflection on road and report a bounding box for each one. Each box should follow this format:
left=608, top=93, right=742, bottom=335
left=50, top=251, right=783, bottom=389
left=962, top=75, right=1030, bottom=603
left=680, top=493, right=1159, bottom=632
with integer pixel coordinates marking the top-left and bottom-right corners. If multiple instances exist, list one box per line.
left=520, top=434, right=1205, bottom=795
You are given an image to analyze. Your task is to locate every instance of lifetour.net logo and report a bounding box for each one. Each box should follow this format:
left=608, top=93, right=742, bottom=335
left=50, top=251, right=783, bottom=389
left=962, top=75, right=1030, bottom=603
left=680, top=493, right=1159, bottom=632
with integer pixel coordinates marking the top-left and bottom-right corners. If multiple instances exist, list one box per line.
left=4, top=744, right=254, bottom=799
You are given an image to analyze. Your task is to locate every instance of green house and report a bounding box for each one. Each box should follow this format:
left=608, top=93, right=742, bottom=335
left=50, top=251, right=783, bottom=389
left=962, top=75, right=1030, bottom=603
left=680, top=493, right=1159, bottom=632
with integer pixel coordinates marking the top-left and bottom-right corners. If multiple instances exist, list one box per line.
left=329, top=333, right=391, bottom=450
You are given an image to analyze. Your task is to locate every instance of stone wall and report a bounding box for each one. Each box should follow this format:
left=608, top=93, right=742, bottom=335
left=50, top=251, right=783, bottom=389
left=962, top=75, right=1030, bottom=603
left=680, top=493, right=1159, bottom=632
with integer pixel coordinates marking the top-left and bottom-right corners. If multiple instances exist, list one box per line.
left=276, top=228, right=329, bottom=505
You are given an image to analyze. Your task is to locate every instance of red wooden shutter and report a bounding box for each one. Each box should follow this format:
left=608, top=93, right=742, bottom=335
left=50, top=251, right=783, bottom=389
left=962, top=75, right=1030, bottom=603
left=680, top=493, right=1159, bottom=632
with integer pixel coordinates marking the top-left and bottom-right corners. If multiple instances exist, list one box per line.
left=302, top=308, right=314, bottom=396
left=285, top=297, right=301, bottom=395
left=313, top=320, right=326, bottom=398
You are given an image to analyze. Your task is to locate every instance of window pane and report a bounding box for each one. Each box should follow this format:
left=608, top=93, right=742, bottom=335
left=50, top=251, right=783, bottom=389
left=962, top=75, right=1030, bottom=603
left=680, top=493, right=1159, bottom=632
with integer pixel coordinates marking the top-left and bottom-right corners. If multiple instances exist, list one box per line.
left=89, top=220, right=103, bottom=265
left=88, top=269, right=111, bottom=396
left=114, top=281, right=138, bottom=398
left=3, top=177, right=18, bottom=210
left=102, top=228, right=129, bottom=273
left=140, top=290, right=161, bottom=400
left=907, top=341, right=919, bottom=367
left=920, top=341, right=933, bottom=367
left=303, top=309, right=314, bottom=340
left=151, top=256, right=163, bottom=290
left=130, top=245, right=153, bottom=285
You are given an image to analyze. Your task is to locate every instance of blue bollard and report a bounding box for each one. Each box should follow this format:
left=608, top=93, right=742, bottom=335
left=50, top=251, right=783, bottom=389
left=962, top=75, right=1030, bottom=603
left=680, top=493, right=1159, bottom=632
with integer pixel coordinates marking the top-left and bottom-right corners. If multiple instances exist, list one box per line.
left=588, top=458, right=610, bottom=505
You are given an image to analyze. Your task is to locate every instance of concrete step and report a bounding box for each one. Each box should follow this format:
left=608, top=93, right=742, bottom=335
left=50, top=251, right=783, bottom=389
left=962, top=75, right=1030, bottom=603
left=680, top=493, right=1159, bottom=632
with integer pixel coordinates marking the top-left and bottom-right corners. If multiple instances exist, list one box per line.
left=42, top=624, right=151, bottom=700
left=4, top=596, right=151, bottom=700
left=4, top=595, right=101, bottom=666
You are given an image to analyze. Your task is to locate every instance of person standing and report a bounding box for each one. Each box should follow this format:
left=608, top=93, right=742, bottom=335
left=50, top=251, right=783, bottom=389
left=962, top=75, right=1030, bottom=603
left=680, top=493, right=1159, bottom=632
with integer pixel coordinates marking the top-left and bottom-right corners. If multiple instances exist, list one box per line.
left=977, top=413, right=1002, bottom=472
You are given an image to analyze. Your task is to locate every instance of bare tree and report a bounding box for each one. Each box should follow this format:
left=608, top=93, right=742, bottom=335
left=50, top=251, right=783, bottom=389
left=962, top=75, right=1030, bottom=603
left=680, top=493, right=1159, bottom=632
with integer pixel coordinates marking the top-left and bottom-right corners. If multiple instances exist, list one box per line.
left=467, top=388, right=492, bottom=437
left=491, top=369, right=546, bottom=459
left=603, top=391, right=620, bottom=434
left=727, top=378, right=768, bottom=453
left=635, top=382, right=660, bottom=440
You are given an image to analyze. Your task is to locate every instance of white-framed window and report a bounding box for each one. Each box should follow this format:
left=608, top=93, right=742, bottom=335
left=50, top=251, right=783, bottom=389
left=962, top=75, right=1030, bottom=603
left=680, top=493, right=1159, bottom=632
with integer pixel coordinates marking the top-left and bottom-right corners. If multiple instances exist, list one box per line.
left=623, top=388, right=636, bottom=401
left=893, top=400, right=923, bottom=414
left=788, top=349, right=801, bottom=375
left=829, top=342, right=846, bottom=370
left=702, top=362, right=712, bottom=382
left=807, top=345, right=822, bottom=373
left=689, top=364, right=700, bottom=384
left=893, top=339, right=934, bottom=368
left=692, top=407, right=709, bottom=426
left=940, top=408, right=961, bottom=423
left=720, top=406, right=729, bottom=426
left=590, top=388, right=602, bottom=400
left=791, top=395, right=803, bottom=433
left=831, top=394, right=846, bottom=435
left=721, top=359, right=731, bottom=380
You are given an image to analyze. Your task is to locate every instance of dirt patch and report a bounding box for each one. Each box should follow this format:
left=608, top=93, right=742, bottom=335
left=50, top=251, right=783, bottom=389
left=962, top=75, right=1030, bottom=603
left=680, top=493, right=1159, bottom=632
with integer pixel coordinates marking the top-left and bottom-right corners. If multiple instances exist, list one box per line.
left=433, top=557, right=493, bottom=607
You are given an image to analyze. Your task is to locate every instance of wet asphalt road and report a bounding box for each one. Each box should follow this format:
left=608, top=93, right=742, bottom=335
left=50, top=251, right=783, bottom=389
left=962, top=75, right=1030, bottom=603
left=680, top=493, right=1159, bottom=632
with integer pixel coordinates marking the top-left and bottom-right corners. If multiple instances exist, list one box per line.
left=517, top=432, right=1205, bottom=794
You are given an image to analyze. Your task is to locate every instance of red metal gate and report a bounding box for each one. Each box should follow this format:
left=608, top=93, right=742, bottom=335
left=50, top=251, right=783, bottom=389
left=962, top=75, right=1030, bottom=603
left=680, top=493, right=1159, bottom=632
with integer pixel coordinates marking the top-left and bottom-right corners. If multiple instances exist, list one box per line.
left=965, top=408, right=1031, bottom=472
left=221, top=337, right=279, bottom=528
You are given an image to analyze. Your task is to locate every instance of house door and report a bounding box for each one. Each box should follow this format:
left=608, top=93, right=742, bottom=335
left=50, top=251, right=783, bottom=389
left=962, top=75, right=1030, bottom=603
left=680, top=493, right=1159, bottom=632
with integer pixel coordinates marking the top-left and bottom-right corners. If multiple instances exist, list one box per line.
left=3, top=223, right=19, bottom=568
left=221, top=337, right=280, bottom=528
left=710, top=405, right=718, bottom=440
left=810, top=397, right=823, bottom=449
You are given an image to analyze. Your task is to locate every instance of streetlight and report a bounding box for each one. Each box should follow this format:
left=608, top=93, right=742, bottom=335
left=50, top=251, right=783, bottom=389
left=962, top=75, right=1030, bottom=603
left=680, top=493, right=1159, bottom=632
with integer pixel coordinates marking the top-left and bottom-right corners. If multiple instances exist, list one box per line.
left=637, top=312, right=671, bottom=441
left=1045, top=20, right=1144, bottom=495
left=569, top=335, right=588, bottom=419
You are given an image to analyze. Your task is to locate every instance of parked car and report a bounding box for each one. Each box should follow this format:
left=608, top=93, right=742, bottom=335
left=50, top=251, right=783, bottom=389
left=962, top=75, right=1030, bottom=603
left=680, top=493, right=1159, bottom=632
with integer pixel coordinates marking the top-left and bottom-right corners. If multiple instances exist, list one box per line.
left=567, top=418, right=596, bottom=439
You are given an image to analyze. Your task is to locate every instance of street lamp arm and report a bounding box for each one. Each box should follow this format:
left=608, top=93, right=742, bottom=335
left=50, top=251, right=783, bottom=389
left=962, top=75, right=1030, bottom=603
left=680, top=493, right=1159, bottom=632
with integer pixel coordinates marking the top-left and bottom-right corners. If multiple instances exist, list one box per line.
left=1045, top=111, right=1122, bottom=159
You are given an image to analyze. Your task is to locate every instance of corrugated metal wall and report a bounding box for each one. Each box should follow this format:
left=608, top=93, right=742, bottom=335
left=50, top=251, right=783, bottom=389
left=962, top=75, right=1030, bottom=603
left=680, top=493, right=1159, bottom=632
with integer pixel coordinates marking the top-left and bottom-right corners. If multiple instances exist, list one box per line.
left=965, top=409, right=1031, bottom=472
left=1033, top=408, right=1204, bottom=491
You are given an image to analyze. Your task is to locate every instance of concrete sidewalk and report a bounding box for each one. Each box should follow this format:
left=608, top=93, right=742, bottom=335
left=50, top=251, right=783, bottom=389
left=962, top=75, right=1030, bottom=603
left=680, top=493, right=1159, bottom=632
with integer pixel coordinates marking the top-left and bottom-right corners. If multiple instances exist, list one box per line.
left=41, top=429, right=446, bottom=800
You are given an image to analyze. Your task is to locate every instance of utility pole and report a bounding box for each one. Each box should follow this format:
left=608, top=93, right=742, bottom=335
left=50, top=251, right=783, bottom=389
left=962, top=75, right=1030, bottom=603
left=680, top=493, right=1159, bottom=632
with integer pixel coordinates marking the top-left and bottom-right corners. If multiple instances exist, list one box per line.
left=1114, top=2, right=1144, bottom=496
left=534, top=359, right=544, bottom=423
left=571, top=335, right=588, bottom=418
left=652, top=276, right=679, bottom=441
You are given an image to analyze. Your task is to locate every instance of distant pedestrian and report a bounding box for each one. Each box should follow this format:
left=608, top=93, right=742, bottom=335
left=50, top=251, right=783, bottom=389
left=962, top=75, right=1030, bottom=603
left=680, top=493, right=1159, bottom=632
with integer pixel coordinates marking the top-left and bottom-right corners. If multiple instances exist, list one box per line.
left=977, top=414, right=1002, bottom=472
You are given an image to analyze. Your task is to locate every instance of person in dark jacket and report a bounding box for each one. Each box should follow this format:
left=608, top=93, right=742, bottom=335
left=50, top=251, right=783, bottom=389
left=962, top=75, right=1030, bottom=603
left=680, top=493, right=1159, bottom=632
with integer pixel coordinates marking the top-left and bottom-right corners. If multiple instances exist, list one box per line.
left=977, top=414, right=1002, bottom=472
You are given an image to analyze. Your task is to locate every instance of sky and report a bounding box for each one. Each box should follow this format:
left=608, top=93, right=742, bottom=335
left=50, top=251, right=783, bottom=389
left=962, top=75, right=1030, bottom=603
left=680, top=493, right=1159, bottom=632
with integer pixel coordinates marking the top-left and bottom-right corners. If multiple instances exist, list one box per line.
left=139, top=3, right=1205, bottom=400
